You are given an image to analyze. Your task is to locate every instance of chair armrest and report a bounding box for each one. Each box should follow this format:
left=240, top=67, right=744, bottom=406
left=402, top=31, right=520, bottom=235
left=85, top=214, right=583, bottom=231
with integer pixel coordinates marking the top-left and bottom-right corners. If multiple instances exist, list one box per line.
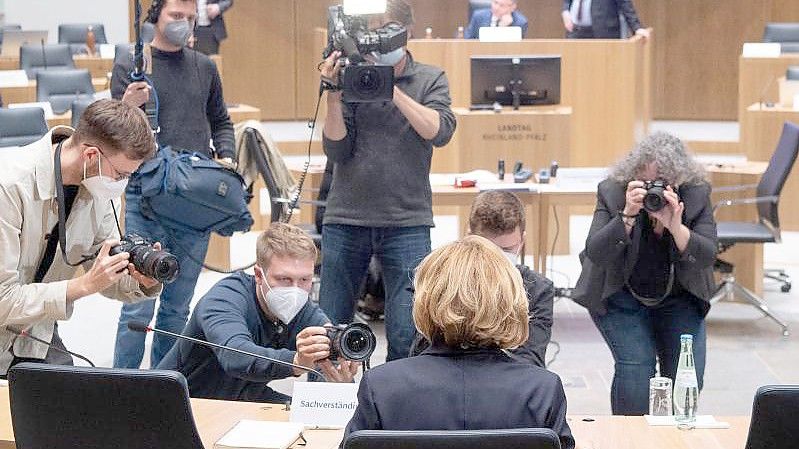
left=712, top=183, right=759, bottom=193
left=713, top=195, right=778, bottom=213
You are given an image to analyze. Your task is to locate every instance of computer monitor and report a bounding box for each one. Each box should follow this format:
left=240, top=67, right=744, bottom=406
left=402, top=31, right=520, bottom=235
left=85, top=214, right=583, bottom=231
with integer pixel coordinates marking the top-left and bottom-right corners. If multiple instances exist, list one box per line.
left=1, top=30, right=49, bottom=57
left=470, top=55, right=561, bottom=109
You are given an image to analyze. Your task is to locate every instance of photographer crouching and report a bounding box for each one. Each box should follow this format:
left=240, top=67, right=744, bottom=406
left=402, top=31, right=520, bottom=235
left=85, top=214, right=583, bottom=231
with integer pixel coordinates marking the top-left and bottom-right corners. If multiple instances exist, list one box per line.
left=573, top=132, right=718, bottom=415
left=0, top=99, right=163, bottom=376
left=318, top=0, right=456, bottom=361
left=157, top=223, right=371, bottom=403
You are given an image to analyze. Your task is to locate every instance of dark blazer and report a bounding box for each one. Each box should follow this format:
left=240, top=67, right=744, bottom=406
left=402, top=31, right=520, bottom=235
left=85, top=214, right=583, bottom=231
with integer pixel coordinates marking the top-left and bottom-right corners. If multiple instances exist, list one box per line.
left=205, top=0, right=233, bottom=42
left=464, top=8, right=529, bottom=39
left=343, top=343, right=575, bottom=449
left=513, top=265, right=554, bottom=367
left=562, top=0, right=643, bottom=38
left=572, top=179, right=718, bottom=316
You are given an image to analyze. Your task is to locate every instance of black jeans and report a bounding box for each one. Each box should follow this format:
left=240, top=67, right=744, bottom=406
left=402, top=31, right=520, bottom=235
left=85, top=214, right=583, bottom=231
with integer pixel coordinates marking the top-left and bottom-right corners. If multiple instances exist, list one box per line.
left=194, top=26, right=220, bottom=55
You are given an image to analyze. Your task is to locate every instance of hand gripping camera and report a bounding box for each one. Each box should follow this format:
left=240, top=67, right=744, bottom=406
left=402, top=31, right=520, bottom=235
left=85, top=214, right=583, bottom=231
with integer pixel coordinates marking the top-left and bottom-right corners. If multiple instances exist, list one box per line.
left=109, top=234, right=180, bottom=284
left=325, top=323, right=377, bottom=362
left=642, top=180, right=668, bottom=213
left=323, top=4, right=408, bottom=103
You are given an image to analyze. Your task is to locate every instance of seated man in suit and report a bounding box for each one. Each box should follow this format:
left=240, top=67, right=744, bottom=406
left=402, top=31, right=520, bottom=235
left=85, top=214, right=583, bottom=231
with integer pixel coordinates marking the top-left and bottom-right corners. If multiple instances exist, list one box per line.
left=464, top=0, right=529, bottom=39
left=342, top=236, right=574, bottom=449
left=158, top=223, right=358, bottom=403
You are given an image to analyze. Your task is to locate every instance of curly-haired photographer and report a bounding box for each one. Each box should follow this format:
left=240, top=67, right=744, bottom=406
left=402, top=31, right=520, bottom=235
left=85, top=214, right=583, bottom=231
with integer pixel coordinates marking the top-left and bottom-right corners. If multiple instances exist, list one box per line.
left=573, top=132, right=718, bottom=415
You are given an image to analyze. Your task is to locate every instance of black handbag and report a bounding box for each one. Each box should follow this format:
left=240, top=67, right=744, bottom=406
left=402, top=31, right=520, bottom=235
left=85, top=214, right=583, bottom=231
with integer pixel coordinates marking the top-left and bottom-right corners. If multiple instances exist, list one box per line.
left=136, top=146, right=253, bottom=236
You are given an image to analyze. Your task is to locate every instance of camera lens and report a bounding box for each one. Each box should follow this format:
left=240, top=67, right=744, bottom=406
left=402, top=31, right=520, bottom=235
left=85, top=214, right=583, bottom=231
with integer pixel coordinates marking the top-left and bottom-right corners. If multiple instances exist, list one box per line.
left=356, top=67, right=383, bottom=94
left=644, top=184, right=666, bottom=213
left=328, top=323, right=376, bottom=362
left=135, top=247, right=180, bottom=284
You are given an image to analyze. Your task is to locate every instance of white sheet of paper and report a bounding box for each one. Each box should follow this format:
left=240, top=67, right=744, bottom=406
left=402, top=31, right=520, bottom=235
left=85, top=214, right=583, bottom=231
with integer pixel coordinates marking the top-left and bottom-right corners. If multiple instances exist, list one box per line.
left=644, top=415, right=730, bottom=429
left=214, top=420, right=305, bottom=449
left=742, top=42, right=781, bottom=58
left=0, top=70, right=29, bottom=87
left=289, top=382, right=359, bottom=429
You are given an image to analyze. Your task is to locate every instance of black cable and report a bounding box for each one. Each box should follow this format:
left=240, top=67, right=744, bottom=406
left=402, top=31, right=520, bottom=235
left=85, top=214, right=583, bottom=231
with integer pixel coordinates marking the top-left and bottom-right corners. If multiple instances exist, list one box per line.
left=283, top=83, right=325, bottom=223
left=8, top=328, right=95, bottom=367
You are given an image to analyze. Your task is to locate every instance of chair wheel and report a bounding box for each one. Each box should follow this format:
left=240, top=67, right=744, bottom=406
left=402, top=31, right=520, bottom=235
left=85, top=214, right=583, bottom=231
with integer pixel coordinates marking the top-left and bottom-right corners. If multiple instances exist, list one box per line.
left=781, top=283, right=791, bottom=293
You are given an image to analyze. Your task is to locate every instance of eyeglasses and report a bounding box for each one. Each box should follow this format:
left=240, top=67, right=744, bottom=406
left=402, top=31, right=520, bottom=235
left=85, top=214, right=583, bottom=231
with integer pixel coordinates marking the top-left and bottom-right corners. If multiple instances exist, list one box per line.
left=92, top=146, right=133, bottom=181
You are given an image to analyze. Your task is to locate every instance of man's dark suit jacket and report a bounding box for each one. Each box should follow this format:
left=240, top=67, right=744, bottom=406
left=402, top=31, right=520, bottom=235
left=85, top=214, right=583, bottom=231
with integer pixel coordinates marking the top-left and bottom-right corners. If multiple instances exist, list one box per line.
left=342, top=343, right=575, bottom=449
left=573, top=179, right=718, bottom=316
left=562, top=0, right=643, bottom=38
left=205, top=0, right=233, bottom=42
left=464, top=8, right=529, bottom=39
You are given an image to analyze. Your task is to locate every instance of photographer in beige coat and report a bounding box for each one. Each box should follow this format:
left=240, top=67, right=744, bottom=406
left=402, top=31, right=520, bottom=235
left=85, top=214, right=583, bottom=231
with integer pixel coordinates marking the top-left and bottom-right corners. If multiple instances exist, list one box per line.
left=0, top=99, right=163, bottom=375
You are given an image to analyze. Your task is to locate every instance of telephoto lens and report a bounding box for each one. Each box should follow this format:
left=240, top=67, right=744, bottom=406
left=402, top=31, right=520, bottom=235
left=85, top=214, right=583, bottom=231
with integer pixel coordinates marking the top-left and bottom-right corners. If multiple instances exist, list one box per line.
left=643, top=180, right=667, bottom=213
left=109, top=234, right=180, bottom=284
left=325, top=323, right=377, bottom=362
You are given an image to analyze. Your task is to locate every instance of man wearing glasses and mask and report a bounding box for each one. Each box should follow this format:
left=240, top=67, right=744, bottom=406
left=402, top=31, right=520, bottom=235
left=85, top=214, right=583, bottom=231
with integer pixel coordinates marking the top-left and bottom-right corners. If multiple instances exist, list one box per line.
left=111, top=0, right=236, bottom=369
left=0, top=99, right=162, bottom=376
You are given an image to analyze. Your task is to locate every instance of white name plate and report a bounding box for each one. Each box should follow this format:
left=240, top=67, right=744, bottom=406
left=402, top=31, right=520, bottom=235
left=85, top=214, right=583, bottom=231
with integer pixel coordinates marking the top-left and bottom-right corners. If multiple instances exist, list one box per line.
left=290, top=382, right=359, bottom=429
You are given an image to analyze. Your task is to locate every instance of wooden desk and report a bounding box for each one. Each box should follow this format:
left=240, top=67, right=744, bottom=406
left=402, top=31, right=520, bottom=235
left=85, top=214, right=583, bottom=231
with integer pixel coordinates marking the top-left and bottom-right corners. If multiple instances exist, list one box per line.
left=0, top=385, right=749, bottom=449
left=0, top=78, right=108, bottom=105
left=739, top=104, right=799, bottom=231
left=408, top=37, right=652, bottom=166
left=738, top=54, right=799, bottom=121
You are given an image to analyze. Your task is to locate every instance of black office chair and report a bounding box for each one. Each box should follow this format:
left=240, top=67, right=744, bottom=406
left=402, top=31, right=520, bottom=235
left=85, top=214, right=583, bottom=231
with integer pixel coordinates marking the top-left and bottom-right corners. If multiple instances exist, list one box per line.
left=744, top=385, right=799, bottom=449
left=58, top=23, right=108, bottom=54
left=0, top=24, right=22, bottom=45
left=711, top=121, right=799, bottom=336
left=0, top=107, right=49, bottom=147
left=19, top=43, right=75, bottom=79
left=8, top=363, right=205, bottom=449
left=788, top=66, right=799, bottom=81
left=36, top=69, right=95, bottom=115
left=343, top=429, right=562, bottom=449
left=71, top=97, right=98, bottom=128
left=763, top=23, right=799, bottom=53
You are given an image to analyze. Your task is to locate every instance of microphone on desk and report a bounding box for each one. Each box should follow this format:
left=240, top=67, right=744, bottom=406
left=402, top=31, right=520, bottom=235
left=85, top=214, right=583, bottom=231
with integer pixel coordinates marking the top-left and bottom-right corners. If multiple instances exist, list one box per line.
left=40, top=38, right=48, bottom=71
left=127, top=322, right=327, bottom=381
left=758, top=75, right=779, bottom=110
left=5, top=326, right=95, bottom=367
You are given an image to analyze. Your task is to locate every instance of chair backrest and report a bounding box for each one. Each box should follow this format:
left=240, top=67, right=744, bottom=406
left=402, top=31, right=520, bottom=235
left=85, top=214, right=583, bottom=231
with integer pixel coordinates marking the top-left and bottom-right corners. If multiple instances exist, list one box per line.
left=469, top=0, right=493, bottom=19
left=0, top=107, right=48, bottom=147
left=71, top=97, right=98, bottom=128
left=36, top=69, right=95, bottom=115
left=744, top=385, right=799, bottom=449
left=19, top=43, right=74, bottom=79
left=244, top=127, right=286, bottom=222
left=763, top=23, right=799, bottom=43
left=756, top=121, right=799, bottom=229
left=343, top=429, right=562, bottom=449
left=788, top=66, right=799, bottom=81
left=58, top=23, right=108, bottom=51
left=8, top=363, right=205, bottom=449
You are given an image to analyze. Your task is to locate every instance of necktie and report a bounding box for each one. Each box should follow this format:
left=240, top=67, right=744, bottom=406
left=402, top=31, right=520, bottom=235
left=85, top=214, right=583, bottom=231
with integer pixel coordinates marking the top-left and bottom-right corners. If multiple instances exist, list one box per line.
left=576, top=0, right=585, bottom=22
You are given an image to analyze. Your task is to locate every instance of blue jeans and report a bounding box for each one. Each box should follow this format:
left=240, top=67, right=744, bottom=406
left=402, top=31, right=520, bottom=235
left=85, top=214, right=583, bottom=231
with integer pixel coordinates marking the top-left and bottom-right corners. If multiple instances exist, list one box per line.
left=319, top=224, right=431, bottom=361
left=590, top=289, right=707, bottom=415
left=113, top=188, right=210, bottom=368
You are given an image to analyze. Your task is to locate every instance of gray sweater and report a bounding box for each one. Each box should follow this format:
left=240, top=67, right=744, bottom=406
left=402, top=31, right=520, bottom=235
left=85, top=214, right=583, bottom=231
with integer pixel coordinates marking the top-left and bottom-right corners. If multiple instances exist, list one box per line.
left=322, top=55, right=456, bottom=228
left=111, top=47, right=235, bottom=159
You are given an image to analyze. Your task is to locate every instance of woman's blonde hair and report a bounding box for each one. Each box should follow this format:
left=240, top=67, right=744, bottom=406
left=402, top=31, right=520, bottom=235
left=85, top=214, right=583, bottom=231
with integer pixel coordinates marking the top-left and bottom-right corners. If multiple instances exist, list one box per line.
left=413, top=235, right=529, bottom=349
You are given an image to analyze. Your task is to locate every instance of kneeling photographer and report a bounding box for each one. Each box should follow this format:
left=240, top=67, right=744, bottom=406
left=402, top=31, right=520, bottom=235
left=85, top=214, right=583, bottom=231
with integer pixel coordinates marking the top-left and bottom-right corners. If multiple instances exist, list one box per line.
left=0, top=99, right=163, bottom=375
left=319, top=0, right=456, bottom=362
left=573, top=132, right=718, bottom=416
left=158, top=224, right=373, bottom=403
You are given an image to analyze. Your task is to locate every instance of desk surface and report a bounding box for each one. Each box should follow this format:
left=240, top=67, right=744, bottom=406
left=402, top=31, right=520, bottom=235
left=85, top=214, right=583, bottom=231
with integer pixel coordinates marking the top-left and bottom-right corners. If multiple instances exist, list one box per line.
left=0, top=385, right=750, bottom=449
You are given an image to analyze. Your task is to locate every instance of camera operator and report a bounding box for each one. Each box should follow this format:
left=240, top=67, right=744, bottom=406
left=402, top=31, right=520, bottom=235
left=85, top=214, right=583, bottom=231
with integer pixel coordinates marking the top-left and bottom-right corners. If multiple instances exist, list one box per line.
left=0, top=99, right=162, bottom=375
left=111, top=0, right=236, bottom=369
left=319, top=0, right=456, bottom=361
left=573, top=132, right=718, bottom=415
left=158, top=223, right=359, bottom=403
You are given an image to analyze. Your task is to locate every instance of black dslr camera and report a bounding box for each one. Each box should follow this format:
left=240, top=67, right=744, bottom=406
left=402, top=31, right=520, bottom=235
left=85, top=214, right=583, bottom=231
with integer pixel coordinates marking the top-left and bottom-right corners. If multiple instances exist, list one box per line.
left=326, top=323, right=377, bottom=362
left=323, top=5, right=408, bottom=103
left=110, top=234, right=180, bottom=284
left=642, top=180, right=668, bottom=212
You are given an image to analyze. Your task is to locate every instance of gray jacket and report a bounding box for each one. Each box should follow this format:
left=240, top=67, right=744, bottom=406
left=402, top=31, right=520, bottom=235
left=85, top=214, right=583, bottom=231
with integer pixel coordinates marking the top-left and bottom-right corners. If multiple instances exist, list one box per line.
left=572, top=178, right=718, bottom=316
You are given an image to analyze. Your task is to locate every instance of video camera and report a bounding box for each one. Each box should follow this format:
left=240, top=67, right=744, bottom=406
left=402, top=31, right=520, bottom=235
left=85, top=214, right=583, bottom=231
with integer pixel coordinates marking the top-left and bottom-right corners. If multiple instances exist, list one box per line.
left=323, top=2, right=408, bottom=103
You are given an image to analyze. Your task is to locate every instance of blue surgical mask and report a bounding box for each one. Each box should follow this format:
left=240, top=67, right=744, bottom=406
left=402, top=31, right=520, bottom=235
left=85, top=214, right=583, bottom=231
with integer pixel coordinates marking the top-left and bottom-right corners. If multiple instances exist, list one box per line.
left=372, top=47, right=406, bottom=66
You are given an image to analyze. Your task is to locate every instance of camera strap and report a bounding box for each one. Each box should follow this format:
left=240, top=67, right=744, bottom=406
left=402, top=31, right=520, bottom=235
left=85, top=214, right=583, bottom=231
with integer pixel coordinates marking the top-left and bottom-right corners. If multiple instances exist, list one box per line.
left=50, top=142, right=102, bottom=268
